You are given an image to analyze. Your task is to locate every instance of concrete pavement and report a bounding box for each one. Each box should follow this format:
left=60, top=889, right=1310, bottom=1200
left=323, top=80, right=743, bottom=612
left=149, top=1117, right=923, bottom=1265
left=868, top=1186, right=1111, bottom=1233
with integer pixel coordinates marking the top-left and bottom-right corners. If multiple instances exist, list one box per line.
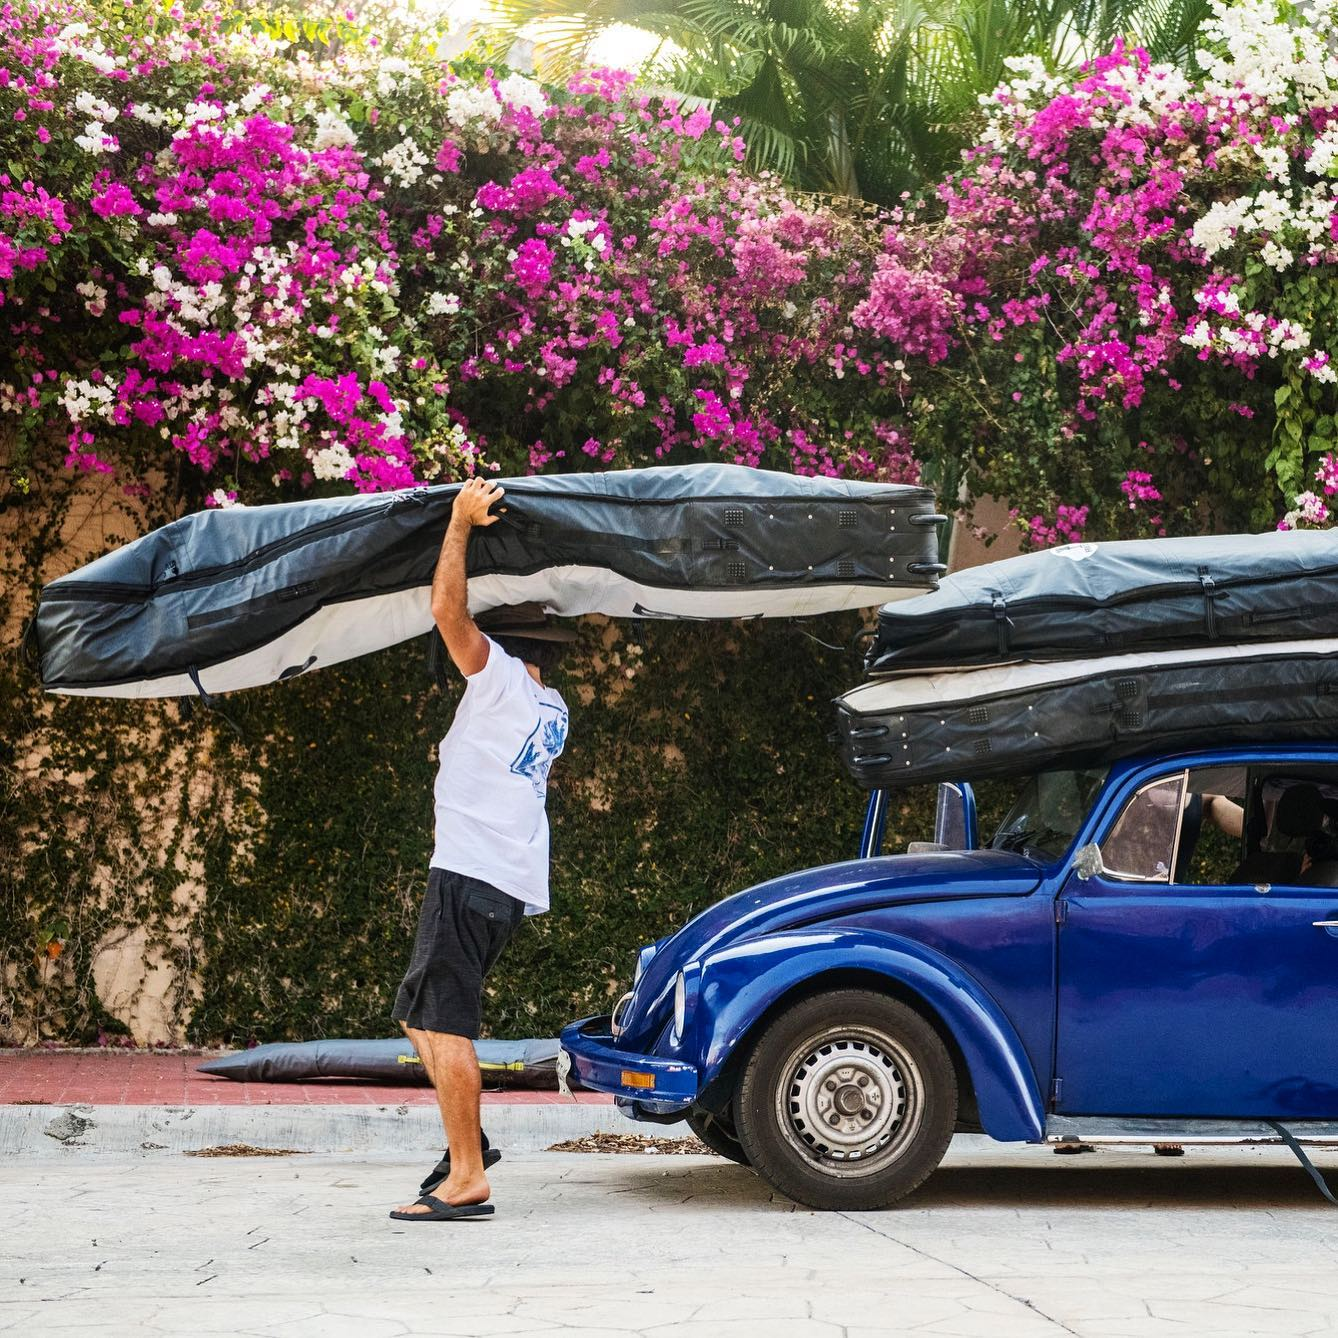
left=5, top=1139, right=1338, bottom=1338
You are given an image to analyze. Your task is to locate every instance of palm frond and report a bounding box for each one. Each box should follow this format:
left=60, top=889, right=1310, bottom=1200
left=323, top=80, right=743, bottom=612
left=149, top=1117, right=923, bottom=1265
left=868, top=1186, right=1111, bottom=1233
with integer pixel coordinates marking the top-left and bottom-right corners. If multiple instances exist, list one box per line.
left=474, top=0, right=1212, bottom=203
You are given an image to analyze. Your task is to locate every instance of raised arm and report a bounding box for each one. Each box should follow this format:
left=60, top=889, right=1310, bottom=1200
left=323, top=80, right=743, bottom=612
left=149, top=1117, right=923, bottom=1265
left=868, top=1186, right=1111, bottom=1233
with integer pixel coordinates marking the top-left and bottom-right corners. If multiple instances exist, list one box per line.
left=431, top=476, right=504, bottom=677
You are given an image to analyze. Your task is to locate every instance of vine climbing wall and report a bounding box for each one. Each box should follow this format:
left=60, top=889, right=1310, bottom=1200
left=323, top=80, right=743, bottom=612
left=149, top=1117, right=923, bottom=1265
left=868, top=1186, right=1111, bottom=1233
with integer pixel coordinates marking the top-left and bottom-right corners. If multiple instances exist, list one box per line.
left=2, top=460, right=938, bottom=1046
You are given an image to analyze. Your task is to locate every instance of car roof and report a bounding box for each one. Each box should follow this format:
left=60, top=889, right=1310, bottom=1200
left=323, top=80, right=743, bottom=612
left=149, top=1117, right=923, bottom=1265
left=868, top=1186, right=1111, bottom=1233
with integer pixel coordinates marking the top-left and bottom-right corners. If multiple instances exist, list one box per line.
left=1107, top=742, right=1338, bottom=782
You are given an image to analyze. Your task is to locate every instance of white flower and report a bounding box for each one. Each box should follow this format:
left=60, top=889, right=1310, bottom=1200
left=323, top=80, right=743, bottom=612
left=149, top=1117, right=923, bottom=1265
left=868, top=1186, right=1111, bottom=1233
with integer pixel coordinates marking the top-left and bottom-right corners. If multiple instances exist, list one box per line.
left=84, top=49, right=120, bottom=76
left=130, top=103, right=172, bottom=128
left=1269, top=320, right=1312, bottom=353
left=1261, top=240, right=1295, bottom=270
left=1181, top=320, right=1212, bottom=350
left=75, top=90, right=119, bottom=123
left=312, top=108, right=357, bottom=151
left=310, top=443, right=356, bottom=482
left=377, top=136, right=429, bottom=188
left=75, top=281, right=107, bottom=317
left=445, top=83, right=502, bottom=127
left=74, top=122, right=116, bottom=154
left=497, top=74, right=547, bottom=118
left=60, top=376, right=117, bottom=422
left=208, top=488, right=243, bottom=509
left=375, top=56, right=414, bottom=99
left=175, top=101, right=225, bottom=138
left=426, top=291, right=461, bottom=316
left=239, top=85, right=270, bottom=114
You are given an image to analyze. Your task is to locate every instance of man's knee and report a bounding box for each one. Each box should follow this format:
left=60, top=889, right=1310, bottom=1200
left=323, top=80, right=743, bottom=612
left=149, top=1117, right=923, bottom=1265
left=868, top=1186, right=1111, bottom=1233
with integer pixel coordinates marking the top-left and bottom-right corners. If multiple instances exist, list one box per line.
left=414, top=1026, right=476, bottom=1055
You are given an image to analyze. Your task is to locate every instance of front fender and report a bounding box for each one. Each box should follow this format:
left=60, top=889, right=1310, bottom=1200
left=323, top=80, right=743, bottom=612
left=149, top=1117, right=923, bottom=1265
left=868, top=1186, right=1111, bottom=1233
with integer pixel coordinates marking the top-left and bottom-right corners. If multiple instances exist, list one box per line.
left=693, top=929, right=1044, bottom=1143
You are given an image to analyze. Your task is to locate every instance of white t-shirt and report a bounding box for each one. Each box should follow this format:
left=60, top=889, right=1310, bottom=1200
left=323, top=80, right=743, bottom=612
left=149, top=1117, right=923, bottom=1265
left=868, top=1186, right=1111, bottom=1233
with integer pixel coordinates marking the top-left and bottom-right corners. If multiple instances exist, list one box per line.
left=431, top=637, right=568, bottom=913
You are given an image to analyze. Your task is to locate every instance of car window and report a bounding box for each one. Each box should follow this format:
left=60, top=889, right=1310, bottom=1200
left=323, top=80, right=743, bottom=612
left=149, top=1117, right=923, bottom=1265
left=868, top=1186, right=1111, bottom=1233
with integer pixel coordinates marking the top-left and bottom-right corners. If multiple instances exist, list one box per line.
left=1189, top=769, right=1338, bottom=889
left=1100, top=772, right=1186, bottom=882
left=990, top=767, right=1107, bottom=861
left=1175, top=767, right=1247, bottom=885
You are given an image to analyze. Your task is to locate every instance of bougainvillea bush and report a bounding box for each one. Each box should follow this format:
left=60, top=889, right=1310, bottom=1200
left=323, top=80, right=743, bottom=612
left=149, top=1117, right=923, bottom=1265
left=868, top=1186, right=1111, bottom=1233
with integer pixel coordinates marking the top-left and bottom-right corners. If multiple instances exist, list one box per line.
left=6, top=0, right=1338, bottom=540
left=0, top=0, right=929, bottom=510
left=912, top=0, right=1338, bottom=539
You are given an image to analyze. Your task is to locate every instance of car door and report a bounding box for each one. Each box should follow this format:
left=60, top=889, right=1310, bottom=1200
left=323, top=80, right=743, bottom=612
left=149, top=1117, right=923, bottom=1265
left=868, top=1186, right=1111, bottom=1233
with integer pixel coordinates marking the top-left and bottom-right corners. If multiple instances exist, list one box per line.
left=1055, top=763, right=1338, bottom=1118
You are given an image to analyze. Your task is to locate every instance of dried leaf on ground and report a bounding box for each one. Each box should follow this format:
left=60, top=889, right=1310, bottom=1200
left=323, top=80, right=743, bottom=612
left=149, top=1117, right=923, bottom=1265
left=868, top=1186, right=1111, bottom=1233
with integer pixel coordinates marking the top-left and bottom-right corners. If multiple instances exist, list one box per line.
left=183, top=1144, right=307, bottom=1158
left=547, top=1131, right=715, bottom=1155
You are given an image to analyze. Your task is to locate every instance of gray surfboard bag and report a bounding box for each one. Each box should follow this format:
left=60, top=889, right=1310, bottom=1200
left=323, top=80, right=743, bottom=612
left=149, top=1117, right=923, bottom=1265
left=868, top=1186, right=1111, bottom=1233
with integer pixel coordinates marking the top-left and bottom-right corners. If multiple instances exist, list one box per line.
left=866, top=530, right=1338, bottom=674
left=197, top=1037, right=564, bottom=1088
left=35, top=463, right=943, bottom=697
left=836, top=637, right=1338, bottom=790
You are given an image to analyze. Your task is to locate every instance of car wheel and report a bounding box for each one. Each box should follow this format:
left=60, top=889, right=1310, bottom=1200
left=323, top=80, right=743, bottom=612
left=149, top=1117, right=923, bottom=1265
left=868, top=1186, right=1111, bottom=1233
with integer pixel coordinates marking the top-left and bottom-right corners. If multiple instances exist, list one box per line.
left=735, top=988, right=956, bottom=1211
left=686, top=1107, right=750, bottom=1165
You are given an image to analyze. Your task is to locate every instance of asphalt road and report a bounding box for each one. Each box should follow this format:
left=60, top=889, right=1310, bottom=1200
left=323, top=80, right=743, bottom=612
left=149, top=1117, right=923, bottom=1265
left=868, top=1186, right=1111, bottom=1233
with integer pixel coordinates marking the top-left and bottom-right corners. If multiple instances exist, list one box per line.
left=4, top=1139, right=1338, bottom=1337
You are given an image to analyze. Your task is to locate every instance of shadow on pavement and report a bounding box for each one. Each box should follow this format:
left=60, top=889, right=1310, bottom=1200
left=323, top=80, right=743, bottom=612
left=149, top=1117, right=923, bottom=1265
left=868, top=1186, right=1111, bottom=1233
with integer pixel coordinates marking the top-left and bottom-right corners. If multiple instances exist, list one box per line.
left=565, top=1154, right=1338, bottom=1213
left=906, top=1161, right=1335, bottom=1210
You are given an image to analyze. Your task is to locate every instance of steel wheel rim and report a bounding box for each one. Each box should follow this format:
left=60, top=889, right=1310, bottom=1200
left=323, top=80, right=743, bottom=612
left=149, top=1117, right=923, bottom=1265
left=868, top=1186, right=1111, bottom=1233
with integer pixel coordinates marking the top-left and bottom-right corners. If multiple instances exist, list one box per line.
left=775, top=1025, right=924, bottom=1178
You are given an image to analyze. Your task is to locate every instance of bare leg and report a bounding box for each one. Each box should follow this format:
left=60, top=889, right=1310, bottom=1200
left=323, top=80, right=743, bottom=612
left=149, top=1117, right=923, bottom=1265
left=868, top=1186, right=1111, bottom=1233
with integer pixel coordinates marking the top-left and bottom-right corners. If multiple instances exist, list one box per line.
left=395, top=1027, right=488, bottom=1213
left=401, top=1019, right=437, bottom=1087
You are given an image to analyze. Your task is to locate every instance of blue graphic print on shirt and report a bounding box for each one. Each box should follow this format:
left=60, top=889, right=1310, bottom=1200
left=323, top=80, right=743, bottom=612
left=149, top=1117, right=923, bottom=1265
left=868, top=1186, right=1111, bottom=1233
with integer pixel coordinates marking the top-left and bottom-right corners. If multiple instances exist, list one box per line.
left=509, top=703, right=568, bottom=798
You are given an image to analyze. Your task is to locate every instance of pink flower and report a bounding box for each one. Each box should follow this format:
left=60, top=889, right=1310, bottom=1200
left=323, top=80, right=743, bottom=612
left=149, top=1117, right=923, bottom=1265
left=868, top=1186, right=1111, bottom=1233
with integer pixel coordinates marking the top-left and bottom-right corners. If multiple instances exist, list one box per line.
left=1120, top=470, right=1162, bottom=508
left=90, top=182, right=142, bottom=218
left=510, top=238, right=554, bottom=297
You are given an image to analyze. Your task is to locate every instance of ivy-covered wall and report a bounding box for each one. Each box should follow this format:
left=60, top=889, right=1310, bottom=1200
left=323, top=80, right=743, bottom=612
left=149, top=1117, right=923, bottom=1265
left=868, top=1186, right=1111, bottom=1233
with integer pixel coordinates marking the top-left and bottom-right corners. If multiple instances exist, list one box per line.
left=2, top=465, right=938, bottom=1046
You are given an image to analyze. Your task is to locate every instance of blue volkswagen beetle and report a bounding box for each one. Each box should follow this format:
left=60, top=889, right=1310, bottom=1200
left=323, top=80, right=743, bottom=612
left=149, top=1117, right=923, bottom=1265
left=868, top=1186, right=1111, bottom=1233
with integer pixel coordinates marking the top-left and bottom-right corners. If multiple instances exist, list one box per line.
left=561, top=744, right=1338, bottom=1209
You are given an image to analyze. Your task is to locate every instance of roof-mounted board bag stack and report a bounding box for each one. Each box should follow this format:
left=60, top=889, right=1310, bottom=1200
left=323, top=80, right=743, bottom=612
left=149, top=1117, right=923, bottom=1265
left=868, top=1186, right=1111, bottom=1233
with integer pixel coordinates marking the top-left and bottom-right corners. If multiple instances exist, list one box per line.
left=834, top=530, right=1338, bottom=790
left=35, top=463, right=945, bottom=698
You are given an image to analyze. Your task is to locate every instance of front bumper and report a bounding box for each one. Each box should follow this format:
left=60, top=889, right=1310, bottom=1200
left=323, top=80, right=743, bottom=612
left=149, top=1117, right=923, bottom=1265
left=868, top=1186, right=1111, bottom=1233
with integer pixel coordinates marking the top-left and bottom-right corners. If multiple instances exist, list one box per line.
left=559, top=1014, right=699, bottom=1107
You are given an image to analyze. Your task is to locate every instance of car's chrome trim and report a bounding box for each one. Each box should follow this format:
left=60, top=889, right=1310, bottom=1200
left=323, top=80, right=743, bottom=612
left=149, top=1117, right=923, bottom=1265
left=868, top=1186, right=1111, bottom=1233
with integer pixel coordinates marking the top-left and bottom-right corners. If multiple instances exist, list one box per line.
left=1046, top=1115, right=1338, bottom=1145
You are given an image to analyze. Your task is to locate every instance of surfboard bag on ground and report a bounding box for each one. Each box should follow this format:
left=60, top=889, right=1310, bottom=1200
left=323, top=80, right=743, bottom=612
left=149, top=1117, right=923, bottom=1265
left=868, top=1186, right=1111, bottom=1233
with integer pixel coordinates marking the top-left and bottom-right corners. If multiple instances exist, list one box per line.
left=35, top=464, right=943, bottom=697
left=835, top=637, right=1338, bottom=790
left=196, top=1037, right=564, bottom=1088
left=866, top=530, right=1338, bottom=674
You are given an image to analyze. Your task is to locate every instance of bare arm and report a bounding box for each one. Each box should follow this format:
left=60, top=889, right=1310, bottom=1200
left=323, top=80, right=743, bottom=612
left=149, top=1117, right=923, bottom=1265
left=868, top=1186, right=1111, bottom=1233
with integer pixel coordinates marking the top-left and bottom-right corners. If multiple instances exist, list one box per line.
left=431, top=476, right=503, bottom=677
left=1204, top=793, right=1244, bottom=840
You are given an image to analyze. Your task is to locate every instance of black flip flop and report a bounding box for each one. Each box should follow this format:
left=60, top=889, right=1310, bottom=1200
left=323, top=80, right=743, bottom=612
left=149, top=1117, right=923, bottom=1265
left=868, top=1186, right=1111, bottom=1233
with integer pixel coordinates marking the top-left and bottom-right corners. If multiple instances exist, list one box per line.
left=389, top=1195, right=495, bottom=1222
left=419, top=1138, right=501, bottom=1195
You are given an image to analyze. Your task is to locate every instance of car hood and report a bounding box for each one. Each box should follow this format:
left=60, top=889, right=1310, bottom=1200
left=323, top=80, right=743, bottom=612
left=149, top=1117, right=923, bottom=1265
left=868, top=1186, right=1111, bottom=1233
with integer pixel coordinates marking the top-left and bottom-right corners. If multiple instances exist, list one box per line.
left=622, top=849, right=1043, bottom=1047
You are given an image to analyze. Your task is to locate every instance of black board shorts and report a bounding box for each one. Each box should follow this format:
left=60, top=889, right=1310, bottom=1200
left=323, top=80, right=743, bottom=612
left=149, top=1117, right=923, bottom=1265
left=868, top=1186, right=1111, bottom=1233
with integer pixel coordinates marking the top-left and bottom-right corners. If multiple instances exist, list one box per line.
left=392, top=868, right=525, bottom=1039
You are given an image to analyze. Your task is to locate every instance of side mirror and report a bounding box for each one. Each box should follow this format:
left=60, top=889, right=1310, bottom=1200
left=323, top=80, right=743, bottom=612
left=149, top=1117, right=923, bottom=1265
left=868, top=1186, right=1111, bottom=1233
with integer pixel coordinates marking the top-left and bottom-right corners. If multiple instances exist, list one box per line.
left=1073, top=842, right=1104, bottom=881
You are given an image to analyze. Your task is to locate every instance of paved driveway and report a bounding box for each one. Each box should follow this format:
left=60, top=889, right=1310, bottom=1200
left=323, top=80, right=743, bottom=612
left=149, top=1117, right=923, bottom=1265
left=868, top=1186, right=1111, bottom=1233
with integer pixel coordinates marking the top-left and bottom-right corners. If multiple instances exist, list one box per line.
left=4, top=1139, right=1338, bottom=1337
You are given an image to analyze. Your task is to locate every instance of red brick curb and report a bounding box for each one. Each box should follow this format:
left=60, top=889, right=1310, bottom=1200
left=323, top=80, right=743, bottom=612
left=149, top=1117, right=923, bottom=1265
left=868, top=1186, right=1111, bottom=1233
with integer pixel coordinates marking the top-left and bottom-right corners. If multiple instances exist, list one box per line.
left=0, top=1050, right=610, bottom=1107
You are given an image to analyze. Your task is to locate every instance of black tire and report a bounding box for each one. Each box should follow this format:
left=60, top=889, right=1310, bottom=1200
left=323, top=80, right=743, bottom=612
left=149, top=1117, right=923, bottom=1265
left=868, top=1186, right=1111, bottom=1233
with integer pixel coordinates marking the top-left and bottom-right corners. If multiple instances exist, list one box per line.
left=735, top=988, right=957, bottom=1210
left=686, top=1107, right=750, bottom=1165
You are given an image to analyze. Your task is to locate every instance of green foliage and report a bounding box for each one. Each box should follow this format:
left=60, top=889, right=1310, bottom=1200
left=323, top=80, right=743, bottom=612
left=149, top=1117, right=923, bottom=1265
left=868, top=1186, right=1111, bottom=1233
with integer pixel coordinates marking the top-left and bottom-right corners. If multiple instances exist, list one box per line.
left=485, top=0, right=1212, bottom=203
left=3, top=471, right=938, bottom=1043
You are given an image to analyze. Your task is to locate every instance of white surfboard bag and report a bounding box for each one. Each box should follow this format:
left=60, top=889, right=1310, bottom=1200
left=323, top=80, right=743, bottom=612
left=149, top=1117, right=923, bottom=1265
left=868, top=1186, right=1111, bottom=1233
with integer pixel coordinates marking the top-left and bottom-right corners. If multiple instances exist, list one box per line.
left=36, top=464, right=944, bottom=697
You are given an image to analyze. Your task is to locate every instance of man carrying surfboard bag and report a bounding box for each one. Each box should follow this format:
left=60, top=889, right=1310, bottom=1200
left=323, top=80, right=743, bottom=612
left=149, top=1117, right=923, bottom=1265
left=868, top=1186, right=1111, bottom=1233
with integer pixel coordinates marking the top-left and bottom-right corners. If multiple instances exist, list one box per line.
left=389, top=475, right=575, bottom=1223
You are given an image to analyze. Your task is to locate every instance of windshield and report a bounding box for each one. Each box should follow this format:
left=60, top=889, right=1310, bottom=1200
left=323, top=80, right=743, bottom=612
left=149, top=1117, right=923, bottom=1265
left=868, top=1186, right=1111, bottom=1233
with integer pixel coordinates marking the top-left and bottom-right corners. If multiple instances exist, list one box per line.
left=990, top=767, right=1108, bottom=860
